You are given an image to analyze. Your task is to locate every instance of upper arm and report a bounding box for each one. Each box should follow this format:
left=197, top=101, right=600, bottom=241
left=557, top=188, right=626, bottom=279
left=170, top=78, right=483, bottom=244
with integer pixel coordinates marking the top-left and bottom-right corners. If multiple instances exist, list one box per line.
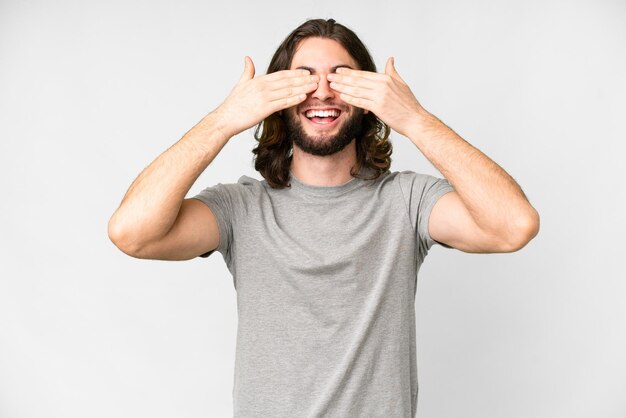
left=428, top=191, right=511, bottom=253
left=131, top=198, right=220, bottom=261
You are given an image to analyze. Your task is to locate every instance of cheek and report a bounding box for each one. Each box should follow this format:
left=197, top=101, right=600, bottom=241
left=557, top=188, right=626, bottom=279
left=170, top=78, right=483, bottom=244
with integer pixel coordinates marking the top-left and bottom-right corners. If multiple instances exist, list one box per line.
left=282, top=106, right=299, bottom=118
left=282, top=107, right=302, bottom=125
left=340, top=100, right=367, bottom=114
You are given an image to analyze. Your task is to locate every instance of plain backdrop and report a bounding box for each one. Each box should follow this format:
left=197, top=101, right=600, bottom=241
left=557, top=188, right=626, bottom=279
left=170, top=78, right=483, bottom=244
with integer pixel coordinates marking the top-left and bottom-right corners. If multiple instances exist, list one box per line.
left=1, top=0, right=625, bottom=417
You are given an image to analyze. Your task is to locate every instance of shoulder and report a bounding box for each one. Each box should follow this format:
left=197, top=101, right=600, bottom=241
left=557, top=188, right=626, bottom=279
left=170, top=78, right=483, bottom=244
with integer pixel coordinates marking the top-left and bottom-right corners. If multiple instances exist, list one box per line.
left=389, top=170, right=454, bottom=213
left=236, top=174, right=265, bottom=189
left=214, top=174, right=266, bottom=196
left=392, top=170, right=442, bottom=182
left=194, top=174, right=266, bottom=206
left=388, top=170, right=448, bottom=191
left=223, top=174, right=277, bottom=206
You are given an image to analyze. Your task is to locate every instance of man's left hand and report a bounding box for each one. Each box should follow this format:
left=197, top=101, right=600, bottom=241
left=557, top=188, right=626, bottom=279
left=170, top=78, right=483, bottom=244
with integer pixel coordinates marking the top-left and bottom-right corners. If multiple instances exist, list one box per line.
left=327, top=57, right=429, bottom=137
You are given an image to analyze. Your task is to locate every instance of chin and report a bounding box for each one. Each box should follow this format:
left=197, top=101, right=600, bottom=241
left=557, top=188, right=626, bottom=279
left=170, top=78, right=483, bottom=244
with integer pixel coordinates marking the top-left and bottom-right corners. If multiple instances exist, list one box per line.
left=284, top=106, right=364, bottom=157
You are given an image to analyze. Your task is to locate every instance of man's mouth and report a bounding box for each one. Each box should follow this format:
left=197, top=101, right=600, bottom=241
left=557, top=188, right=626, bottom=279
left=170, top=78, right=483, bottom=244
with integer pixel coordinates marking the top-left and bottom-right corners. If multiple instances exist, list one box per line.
left=302, top=107, right=342, bottom=125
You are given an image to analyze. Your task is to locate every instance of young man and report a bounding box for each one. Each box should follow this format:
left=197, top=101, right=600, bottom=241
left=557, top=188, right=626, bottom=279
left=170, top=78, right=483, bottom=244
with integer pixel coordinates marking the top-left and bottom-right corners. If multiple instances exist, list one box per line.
left=109, top=18, right=539, bottom=417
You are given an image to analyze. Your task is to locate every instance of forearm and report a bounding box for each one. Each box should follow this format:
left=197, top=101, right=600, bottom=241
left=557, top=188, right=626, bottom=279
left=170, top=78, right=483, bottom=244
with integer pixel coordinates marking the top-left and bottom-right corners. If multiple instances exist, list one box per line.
left=108, top=111, right=231, bottom=251
left=408, top=111, right=539, bottom=239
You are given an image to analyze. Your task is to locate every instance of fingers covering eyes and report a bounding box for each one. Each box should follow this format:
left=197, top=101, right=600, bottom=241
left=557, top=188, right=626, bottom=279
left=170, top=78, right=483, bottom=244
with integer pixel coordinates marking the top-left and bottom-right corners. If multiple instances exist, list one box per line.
left=328, top=74, right=377, bottom=90
left=267, top=82, right=318, bottom=101
left=264, top=69, right=311, bottom=82
left=269, top=74, right=319, bottom=91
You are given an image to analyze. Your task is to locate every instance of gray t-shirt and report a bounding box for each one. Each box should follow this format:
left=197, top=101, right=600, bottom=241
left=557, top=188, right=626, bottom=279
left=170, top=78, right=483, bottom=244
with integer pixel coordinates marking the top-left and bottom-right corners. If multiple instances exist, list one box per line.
left=192, top=166, right=454, bottom=417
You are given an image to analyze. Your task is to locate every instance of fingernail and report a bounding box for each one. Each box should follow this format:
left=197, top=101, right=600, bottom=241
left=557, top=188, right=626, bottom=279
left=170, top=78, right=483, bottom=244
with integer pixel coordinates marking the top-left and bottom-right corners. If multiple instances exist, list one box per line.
left=327, top=74, right=336, bottom=80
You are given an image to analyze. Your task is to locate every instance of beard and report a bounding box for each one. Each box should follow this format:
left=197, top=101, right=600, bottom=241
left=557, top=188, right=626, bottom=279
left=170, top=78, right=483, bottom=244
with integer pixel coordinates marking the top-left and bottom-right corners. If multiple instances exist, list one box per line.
left=283, top=107, right=365, bottom=157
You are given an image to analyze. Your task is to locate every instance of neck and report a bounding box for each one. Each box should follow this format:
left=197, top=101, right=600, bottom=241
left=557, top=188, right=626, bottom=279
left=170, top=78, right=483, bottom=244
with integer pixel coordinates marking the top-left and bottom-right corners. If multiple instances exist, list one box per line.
left=290, top=139, right=357, bottom=186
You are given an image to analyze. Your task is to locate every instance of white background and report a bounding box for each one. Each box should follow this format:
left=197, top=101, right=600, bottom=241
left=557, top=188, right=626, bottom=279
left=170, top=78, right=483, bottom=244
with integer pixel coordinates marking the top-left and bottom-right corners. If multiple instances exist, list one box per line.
left=1, top=0, right=625, bottom=417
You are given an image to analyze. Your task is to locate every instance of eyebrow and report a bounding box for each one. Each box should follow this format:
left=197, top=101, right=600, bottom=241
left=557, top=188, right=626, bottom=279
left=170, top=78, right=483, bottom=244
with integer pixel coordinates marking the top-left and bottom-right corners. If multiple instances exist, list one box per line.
left=296, top=65, right=354, bottom=74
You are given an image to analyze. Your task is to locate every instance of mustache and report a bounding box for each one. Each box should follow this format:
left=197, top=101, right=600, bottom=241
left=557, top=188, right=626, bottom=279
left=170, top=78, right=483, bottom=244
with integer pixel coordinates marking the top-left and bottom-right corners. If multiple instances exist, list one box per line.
left=298, top=102, right=348, bottom=112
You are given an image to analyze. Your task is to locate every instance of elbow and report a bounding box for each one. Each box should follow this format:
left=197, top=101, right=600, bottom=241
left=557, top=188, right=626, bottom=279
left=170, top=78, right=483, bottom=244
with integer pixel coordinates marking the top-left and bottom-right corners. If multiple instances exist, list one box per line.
left=503, top=207, right=540, bottom=252
left=108, top=216, right=142, bottom=257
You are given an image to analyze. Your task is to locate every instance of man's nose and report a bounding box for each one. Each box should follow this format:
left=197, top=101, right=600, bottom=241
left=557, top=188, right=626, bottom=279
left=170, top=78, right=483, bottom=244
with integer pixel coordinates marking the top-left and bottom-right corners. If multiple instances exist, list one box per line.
left=312, top=74, right=335, bottom=101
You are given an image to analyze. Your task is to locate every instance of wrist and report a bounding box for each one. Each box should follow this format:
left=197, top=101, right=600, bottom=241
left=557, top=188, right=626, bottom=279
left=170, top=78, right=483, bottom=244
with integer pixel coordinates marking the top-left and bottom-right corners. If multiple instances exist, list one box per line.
left=406, top=109, right=443, bottom=145
left=206, top=107, right=238, bottom=141
left=181, top=110, right=233, bottom=153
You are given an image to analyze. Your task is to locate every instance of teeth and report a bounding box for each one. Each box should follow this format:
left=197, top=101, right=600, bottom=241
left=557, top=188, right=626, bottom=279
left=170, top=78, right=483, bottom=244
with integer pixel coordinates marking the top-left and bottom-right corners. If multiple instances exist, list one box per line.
left=305, top=109, right=340, bottom=118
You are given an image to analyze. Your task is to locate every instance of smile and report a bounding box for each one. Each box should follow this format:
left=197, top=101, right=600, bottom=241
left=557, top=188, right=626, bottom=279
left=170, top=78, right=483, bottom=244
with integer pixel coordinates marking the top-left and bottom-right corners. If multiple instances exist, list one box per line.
left=301, top=107, right=343, bottom=127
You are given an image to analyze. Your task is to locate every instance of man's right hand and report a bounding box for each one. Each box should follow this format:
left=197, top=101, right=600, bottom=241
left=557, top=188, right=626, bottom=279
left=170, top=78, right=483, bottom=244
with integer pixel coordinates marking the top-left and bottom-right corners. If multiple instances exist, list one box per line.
left=108, top=57, right=319, bottom=259
left=213, top=56, right=320, bottom=138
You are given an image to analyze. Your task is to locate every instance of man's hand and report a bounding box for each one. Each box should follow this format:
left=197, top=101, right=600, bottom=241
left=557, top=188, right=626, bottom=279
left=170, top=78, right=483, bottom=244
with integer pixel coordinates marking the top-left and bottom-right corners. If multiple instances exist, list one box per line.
left=330, top=56, right=539, bottom=253
left=214, top=56, right=320, bottom=138
left=326, top=57, right=427, bottom=137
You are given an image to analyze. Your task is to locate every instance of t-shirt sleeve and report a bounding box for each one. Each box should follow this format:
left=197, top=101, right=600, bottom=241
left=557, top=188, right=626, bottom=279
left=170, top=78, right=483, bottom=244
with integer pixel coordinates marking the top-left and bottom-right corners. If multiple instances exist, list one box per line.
left=189, top=183, right=235, bottom=261
left=397, top=171, right=455, bottom=262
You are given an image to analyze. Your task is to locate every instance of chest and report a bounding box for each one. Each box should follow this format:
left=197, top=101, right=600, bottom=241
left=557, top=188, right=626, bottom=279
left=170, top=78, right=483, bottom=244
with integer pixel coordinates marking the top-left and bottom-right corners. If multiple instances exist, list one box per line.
left=233, top=191, right=414, bottom=270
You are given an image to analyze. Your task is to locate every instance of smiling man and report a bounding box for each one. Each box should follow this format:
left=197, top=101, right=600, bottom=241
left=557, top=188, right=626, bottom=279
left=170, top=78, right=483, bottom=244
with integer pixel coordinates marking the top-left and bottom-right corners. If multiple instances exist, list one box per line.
left=283, top=37, right=365, bottom=158
left=109, top=18, right=539, bottom=417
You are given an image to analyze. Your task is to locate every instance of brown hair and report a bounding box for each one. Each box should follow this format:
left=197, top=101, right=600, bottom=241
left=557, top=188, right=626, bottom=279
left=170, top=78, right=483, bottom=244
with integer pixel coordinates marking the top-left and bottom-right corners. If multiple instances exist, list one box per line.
left=251, top=18, right=392, bottom=188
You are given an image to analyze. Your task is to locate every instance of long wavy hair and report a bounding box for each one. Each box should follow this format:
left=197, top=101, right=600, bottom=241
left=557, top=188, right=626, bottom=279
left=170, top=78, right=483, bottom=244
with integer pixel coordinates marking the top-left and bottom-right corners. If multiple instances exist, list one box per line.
left=252, top=18, right=392, bottom=188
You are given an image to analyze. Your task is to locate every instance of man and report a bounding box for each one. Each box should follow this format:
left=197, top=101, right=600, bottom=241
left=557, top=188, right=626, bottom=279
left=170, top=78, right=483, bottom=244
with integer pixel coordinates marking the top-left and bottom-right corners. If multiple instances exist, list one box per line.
left=109, top=18, right=539, bottom=417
